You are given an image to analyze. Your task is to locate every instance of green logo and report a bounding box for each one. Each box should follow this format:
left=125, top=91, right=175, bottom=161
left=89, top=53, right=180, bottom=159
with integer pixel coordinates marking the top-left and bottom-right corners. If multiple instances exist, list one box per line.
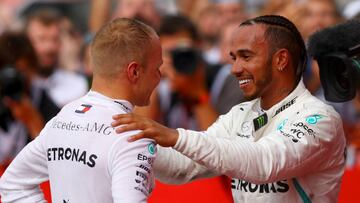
left=257, top=116, right=265, bottom=126
left=306, top=115, right=322, bottom=124
left=253, top=113, right=268, bottom=131
left=147, top=143, right=155, bottom=155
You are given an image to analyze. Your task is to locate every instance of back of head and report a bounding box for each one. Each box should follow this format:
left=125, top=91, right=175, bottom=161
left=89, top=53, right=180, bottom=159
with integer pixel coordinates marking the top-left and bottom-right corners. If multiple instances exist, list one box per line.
left=158, top=15, right=200, bottom=42
left=240, top=15, right=307, bottom=84
left=90, top=18, right=156, bottom=78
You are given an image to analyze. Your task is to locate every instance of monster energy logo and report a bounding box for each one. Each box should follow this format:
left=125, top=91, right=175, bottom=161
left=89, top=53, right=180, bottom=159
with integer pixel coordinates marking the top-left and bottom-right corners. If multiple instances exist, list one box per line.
left=257, top=116, right=265, bottom=126
left=253, top=113, right=268, bottom=131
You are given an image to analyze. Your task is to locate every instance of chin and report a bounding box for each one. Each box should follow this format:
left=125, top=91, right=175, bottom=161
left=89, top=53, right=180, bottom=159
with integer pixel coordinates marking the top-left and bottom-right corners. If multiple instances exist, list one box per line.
left=243, top=91, right=259, bottom=101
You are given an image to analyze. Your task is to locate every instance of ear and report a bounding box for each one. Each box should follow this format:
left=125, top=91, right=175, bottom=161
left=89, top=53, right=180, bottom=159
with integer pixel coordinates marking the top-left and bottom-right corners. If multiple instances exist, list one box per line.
left=126, top=61, right=140, bottom=83
left=272, top=49, right=289, bottom=72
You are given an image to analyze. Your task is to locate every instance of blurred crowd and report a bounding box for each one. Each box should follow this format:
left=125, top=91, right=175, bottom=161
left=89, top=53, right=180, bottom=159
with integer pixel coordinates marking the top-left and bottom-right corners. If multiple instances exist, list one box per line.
left=0, top=0, right=360, bottom=180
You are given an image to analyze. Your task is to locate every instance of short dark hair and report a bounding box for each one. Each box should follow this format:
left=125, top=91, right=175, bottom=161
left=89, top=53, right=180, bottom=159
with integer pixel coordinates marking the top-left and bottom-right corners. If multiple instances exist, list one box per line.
left=158, top=15, right=200, bottom=42
left=25, top=8, right=62, bottom=29
left=0, top=31, right=37, bottom=70
left=240, top=15, right=307, bottom=83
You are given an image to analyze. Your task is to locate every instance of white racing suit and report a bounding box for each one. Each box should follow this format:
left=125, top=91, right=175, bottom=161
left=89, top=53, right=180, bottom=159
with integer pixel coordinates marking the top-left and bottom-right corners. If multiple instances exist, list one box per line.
left=154, top=80, right=346, bottom=203
left=0, top=91, right=156, bottom=203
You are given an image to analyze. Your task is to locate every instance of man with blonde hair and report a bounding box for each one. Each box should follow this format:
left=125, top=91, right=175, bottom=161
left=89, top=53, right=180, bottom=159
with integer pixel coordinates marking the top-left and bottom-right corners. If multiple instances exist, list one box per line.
left=0, top=18, right=163, bottom=203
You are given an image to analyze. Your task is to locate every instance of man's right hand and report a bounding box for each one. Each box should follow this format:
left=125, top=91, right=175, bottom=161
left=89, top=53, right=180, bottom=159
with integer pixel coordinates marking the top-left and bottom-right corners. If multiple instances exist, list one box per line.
left=111, top=113, right=179, bottom=147
left=4, top=96, right=44, bottom=138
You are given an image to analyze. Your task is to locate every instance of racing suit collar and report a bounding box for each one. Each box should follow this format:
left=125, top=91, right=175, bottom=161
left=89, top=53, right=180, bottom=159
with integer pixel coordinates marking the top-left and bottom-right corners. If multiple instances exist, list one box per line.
left=87, top=90, right=134, bottom=113
left=264, top=79, right=307, bottom=119
left=251, top=79, right=307, bottom=133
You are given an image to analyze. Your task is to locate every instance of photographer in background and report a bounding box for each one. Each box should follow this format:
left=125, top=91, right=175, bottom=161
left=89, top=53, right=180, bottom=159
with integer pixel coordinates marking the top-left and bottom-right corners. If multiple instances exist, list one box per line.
left=134, top=14, right=239, bottom=203
left=0, top=31, right=49, bottom=173
left=145, top=15, right=243, bottom=130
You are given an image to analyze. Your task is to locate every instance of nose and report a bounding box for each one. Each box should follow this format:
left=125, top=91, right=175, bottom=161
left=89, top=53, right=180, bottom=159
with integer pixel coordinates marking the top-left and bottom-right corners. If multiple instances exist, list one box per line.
left=231, top=60, right=244, bottom=76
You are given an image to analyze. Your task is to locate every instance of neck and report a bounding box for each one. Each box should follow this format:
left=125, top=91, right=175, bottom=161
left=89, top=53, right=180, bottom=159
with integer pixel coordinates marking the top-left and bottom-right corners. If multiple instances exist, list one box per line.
left=91, top=75, right=133, bottom=103
left=260, top=78, right=297, bottom=110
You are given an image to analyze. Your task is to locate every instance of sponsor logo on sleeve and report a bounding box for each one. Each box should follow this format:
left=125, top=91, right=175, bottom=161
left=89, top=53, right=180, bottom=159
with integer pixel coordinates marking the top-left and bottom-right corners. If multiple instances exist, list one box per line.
left=137, top=153, right=154, bottom=165
left=134, top=170, right=151, bottom=195
left=147, top=143, right=156, bottom=155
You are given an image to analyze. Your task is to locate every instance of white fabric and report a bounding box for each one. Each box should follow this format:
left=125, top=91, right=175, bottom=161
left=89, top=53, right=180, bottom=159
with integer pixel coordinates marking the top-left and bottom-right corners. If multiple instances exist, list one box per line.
left=0, top=91, right=156, bottom=203
left=343, top=0, right=360, bottom=19
left=0, top=122, right=27, bottom=163
left=33, top=69, right=88, bottom=108
left=203, top=46, right=221, bottom=65
left=154, top=80, right=346, bottom=203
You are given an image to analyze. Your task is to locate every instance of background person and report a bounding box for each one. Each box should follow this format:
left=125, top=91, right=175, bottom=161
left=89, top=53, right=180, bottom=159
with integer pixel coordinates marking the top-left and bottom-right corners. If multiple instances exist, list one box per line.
left=25, top=8, right=88, bottom=109
left=0, top=32, right=45, bottom=174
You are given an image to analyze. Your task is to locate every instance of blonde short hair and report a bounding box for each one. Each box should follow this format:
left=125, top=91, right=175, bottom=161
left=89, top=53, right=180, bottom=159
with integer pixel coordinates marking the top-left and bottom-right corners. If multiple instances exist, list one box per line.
left=90, top=18, right=156, bottom=77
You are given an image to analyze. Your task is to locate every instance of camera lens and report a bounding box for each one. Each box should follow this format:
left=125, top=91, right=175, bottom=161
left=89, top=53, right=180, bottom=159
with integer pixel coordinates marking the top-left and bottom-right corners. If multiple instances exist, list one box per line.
left=0, top=66, right=25, bottom=101
left=333, top=59, right=350, bottom=90
left=171, top=48, right=201, bottom=74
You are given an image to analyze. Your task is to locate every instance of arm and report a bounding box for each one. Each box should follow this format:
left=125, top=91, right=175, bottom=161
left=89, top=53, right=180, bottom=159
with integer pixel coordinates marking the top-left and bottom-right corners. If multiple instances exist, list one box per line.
left=108, top=132, right=156, bottom=203
left=0, top=122, right=50, bottom=203
left=89, top=0, right=111, bottom=33
left=153, top=145, right=217, bottom=184
left=112, top=106, right=345, bottom=184
left=111, top=109, right=237, bottom=184
left=175, top=108, right=346, bottom=184
left=4, top=96, right=45, bottom=139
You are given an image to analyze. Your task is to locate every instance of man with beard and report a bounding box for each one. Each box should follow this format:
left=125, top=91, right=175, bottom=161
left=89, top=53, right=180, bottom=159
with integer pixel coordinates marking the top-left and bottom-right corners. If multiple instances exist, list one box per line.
left=112, top=15, right=346, bottom=202
left=25, top=8, right=88, bottom=110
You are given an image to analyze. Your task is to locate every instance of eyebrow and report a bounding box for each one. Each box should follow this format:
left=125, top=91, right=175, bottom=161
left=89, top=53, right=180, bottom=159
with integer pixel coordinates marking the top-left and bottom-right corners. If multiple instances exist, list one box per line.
left=230, top=49, right=254, bottom=56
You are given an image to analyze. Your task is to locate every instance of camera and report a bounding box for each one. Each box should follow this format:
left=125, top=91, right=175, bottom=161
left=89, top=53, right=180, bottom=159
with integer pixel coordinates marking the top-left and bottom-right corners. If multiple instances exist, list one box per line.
left=316, top=45, right=360, bottom=102
left=170, top=47, right=202, bottom=75
left=0, top=66, right=26, bottom=130
left=308, top=20, right=360, bottom=102
left=0, top=66, right=26, bottom=101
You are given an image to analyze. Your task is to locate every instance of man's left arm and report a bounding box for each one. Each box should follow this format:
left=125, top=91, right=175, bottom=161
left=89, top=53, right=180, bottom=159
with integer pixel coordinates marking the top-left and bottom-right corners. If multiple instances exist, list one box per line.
left=109, top=132, right=156, bottom=203
left=0, top=123, right=50, bottom=203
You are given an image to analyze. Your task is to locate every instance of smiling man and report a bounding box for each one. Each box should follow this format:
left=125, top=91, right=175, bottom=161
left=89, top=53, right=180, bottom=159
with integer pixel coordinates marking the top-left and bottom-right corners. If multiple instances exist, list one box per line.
left=112, top=15, right=346, bottom=203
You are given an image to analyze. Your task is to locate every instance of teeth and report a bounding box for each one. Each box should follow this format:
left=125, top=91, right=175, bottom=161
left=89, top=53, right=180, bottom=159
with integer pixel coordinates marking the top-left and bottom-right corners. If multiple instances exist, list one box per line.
left=239, top=79, right=251, bottom=85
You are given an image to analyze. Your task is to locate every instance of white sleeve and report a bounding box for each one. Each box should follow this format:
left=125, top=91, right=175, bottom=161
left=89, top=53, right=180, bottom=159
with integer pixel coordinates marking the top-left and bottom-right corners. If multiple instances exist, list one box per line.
left=108, top=131, right=156, bottom=203
left=152, top=110, right=237, bottom=184
left=153, top=146, right=217, bottom=184
left=0, top=124, right=50, bottom=203
left=174, top=108, right=346, bottom=184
